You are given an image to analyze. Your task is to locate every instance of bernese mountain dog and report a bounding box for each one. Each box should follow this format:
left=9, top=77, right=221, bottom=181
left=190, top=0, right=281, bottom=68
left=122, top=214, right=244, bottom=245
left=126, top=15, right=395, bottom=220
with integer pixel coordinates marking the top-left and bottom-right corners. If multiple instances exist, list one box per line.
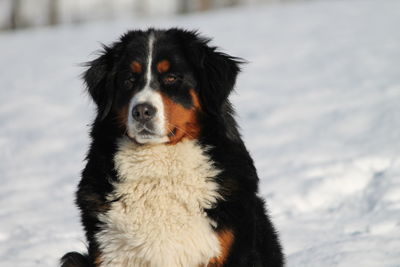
left=61, top=28, right=284, bottom=267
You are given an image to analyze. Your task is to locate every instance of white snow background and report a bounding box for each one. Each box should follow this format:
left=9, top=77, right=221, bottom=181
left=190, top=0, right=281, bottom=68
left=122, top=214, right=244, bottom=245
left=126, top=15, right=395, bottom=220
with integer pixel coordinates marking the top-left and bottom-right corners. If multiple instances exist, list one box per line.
left=1, top=0, right=399, bottom=266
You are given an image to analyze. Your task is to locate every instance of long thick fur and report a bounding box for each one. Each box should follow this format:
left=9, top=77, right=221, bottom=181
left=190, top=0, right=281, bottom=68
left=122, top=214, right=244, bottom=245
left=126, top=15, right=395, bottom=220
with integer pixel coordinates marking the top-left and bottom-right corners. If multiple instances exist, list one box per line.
left=61, top=28, right=284, bottom=267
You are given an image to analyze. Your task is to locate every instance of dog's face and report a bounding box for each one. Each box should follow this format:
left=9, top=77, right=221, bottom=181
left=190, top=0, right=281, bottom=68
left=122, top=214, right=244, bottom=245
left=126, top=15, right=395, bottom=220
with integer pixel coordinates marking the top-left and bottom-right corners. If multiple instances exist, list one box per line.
left=85, top=29, right=241, bottom=145
left=116, top=32, right=201, bottom=145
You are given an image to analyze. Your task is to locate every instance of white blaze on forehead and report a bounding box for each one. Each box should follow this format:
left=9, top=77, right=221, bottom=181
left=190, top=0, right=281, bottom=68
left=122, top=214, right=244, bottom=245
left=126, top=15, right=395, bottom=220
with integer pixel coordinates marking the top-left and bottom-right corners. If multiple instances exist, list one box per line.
left=145, top=34, right=154, bottom=89
left=126, top=33, right=167, bottom=144
left=133, top=33, right=155, bottom=106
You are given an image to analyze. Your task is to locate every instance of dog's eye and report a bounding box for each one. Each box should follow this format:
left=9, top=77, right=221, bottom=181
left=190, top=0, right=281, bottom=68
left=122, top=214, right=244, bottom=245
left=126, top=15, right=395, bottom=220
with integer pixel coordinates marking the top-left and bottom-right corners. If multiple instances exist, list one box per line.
left=124, top=76, right=136, bottom=88
left=163, top=74, right=178, bottom=84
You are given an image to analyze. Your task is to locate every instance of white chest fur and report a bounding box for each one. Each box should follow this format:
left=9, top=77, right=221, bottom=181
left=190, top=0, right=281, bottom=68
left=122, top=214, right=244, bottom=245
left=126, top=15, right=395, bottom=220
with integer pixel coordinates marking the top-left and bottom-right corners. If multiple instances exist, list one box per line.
left=96, top=138, right=221, bottom=267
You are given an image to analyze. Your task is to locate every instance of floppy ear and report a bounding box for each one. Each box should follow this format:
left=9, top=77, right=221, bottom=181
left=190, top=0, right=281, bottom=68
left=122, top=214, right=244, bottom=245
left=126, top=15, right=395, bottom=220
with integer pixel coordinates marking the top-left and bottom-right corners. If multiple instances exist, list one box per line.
left=198, top=47, right=241, bottom=115
left=83, top=45, right=116, bottom=120
left=175, top=29, right=242, bottom=115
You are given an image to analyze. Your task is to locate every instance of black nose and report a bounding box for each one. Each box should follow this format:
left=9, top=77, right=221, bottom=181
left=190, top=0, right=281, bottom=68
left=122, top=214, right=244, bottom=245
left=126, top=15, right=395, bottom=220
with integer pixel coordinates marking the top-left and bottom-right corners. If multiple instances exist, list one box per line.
left=132, top=103, right=157, bottom=123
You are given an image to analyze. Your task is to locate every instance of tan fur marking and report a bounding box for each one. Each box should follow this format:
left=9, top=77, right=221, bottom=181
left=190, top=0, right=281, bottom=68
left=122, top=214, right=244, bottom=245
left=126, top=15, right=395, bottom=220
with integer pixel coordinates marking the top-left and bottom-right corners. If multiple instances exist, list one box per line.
left=189, top=88, right=201, bottom=110
left=208, top=229, right=235, bottom=266
left=161, top=89, right=201, bottom=144
left=94, top=251, right=103, bottom=267
left=131, top=61, right=142, bottom=73
left=157, top=60, right=170, bottom=73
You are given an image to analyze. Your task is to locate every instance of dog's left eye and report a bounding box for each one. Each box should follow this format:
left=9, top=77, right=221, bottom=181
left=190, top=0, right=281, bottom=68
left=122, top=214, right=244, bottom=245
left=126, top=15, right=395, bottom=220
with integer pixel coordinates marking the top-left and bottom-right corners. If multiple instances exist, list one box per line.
left=163, top=74, right=178, bottom=84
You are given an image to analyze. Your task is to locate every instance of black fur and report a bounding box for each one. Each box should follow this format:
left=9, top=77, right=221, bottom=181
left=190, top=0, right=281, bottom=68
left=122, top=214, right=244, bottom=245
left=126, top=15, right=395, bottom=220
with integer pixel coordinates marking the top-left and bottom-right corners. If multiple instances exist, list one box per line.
left=62, top=28, right=284, bottom=267
left=60, top=252, right=91, bottom=267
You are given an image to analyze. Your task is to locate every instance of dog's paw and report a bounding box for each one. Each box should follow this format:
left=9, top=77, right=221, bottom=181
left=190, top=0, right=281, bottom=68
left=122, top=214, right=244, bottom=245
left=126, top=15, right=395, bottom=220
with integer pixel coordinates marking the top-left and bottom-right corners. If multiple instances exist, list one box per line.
left=60, top=252, right=90, bottom=267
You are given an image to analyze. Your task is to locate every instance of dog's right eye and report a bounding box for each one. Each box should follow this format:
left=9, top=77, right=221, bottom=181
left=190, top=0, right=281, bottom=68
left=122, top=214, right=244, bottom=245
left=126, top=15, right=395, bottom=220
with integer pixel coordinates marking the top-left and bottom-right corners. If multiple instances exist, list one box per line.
left=124, top=76, right=136, bottom=88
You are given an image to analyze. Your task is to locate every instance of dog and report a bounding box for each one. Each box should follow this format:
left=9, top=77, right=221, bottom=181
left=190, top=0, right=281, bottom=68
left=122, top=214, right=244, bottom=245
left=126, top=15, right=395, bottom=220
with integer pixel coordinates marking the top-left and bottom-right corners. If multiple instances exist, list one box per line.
left=61, top=28, right=284, bottom=267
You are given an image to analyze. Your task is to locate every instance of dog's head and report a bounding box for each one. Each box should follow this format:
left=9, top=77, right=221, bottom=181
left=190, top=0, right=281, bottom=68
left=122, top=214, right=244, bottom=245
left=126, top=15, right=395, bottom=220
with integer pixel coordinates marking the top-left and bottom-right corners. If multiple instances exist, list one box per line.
left=85, top=29, right=241, bottom=145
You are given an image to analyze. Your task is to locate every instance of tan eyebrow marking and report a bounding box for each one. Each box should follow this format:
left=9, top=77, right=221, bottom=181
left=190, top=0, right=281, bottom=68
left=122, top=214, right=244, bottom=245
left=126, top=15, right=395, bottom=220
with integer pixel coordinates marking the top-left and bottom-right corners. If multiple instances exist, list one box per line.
left=131, top=61, right=142, bottom=73
left=157, top=60, right=170, bottom=73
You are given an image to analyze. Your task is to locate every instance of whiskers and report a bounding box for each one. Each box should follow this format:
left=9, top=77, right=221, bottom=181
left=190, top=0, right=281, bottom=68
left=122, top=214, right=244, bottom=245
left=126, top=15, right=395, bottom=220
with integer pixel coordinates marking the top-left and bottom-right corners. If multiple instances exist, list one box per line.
left=167, top=122, right=195, bottom=140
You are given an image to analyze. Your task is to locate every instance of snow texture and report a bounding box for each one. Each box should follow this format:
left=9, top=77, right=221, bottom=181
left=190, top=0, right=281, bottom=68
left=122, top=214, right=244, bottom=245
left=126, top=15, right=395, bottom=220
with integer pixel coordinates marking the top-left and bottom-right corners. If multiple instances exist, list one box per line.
left=1, top=0, right=399, bottom=266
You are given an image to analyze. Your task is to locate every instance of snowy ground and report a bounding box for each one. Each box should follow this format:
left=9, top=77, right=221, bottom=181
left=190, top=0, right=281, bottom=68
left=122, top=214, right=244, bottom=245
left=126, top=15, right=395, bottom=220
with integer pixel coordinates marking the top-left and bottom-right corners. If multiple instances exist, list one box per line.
left=1, top=0, right=400, bottom=266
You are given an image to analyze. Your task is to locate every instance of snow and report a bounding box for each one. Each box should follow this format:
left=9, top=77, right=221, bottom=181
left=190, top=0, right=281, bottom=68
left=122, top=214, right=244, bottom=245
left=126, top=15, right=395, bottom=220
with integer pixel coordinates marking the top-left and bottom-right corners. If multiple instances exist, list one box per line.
left=1, top=0, right=400, bottom=266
